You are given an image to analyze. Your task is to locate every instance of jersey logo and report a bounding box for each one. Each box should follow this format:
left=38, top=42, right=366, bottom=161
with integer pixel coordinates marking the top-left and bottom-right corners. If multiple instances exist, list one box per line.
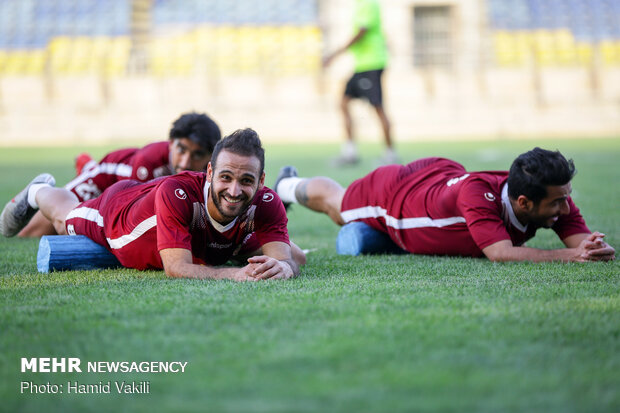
left=175, top=188, right=187, bottom=200
left=75, top=180, right=102, bottom=200
left=137, top=166, right=149, bottom=180
left=484, top=192, right=496, bottom=201
left=447, top=174, right=470, bottom=187
left=262, top=193, right=274, bottom=202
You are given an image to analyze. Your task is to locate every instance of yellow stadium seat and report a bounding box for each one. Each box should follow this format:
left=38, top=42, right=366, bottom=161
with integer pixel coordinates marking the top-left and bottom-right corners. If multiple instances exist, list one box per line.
left=576, top=43, right=593, bottom=65
left=0, top=50, right=6, bottom=73
left=599, top=40, right=619, bottom=65
left=554, top=30, right=578, bottom=65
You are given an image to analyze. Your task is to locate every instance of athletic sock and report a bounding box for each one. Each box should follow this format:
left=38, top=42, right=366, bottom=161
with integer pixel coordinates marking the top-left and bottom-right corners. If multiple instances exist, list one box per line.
left=276, top=177, right=303, bottom=204
left=27, top=183, right=52, bottom=209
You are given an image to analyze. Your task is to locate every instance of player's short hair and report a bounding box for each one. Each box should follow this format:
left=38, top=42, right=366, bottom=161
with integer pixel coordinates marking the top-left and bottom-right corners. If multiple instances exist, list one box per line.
left=211, top=128, right=265, bottom=176
left=508, top=147, right=576, bottom=203
left=169, top=112, right=221, bottom=154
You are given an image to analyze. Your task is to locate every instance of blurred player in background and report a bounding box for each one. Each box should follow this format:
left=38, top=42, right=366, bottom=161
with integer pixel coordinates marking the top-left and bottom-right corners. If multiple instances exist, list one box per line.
left=322, top=0, right=395, bottom=166
left=274, top=148, right=615, bottom=262
left=2, top=129, right=304, bottom=280
left=18, top=112, right=221, bottom=237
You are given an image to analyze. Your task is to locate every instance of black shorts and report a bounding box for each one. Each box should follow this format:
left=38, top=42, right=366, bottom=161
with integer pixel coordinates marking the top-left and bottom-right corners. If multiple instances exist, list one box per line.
left=344, top=69, right=384, bottom=107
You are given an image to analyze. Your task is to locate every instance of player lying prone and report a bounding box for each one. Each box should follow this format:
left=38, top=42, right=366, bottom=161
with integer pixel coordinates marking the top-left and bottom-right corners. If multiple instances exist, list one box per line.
left=274, top=148, right=615, bottom=263
left=1, top=129, right=305, bottom=281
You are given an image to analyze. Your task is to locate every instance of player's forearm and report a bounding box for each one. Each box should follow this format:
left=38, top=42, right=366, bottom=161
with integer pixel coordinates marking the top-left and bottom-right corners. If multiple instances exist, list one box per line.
left=483, top=236, right=615, bottom=263
left=483, top=245, right=578, bottom=263
left=326, top=28, right=368, bottom=62
left=164, top=261, right=244, bottom=281
left=347, top=27, right=368, bottom=48
left=160, top=247, right=255, bottom=281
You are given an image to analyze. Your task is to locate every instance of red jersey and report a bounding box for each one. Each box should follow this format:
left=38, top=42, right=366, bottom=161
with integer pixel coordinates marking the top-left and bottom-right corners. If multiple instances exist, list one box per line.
left=65, top=141, right=171, bottom=201
left=341, top=158, right=590, bottom=257
left=65, top=172, right=290, bottom=270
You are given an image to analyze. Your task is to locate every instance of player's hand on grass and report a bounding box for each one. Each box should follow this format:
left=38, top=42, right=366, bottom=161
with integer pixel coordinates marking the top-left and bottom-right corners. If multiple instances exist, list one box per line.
left=575, top=232, right=615, bottom=262
left=246, top=255, right=295, bottom=280
left=228, top=264, right=260, bottom=282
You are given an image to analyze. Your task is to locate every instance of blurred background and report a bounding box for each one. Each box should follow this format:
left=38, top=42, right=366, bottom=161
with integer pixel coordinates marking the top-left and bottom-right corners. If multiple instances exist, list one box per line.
left=0, top=0, right=619, bottom=145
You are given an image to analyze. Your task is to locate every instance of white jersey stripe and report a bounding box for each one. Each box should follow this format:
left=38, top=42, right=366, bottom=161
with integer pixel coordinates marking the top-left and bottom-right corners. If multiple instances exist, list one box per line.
left=100, top=162, right=132, bottom=177
left=341, top=206, right=466, bottom=229
left=65, top=207, right=104, bottom=227
left=106, top=215, right=157, bottom=250
left=64, top=162, right=132, bottom=191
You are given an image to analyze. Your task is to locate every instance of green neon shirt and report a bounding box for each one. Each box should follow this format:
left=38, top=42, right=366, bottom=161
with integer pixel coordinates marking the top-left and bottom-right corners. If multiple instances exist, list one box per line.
left=349, top=0, right=388, bottom=72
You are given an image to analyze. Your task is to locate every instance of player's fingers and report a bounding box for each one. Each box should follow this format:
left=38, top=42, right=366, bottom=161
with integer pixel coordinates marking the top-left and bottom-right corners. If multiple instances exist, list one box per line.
left=247, top=255, right=269, bottom=264
left=262, top=263, right=295, bottom=280
left=585, top=237, right=610, bottom=249
left=587, top=245, right=615, bottom=254
left=252, top=260, right=276, bottom=277
left=256, top=266, right=281, bottom=280
left=587, top=254, right=614, bottom=262
left=586, top=246, right=616, bottom=258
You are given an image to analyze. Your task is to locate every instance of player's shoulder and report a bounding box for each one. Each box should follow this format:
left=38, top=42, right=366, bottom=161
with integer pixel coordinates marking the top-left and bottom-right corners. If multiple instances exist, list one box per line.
left=457, top=172, right=508, bottom=206
left=254, top=186, right=280, bottom=205
left=254, top=186, right=285, bottom=213
left=101, top=147, right=138, bottom=163
left=157, top=172, right=207, bottom=197
left=463, top=171, right=508, bottom=188
left=137, top=141, right=169, bottom=156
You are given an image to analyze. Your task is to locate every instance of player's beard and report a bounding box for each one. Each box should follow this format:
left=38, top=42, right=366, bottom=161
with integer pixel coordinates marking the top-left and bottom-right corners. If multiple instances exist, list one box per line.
left=527, top=208, right=560, bottom=229
left=210, top=187, right=254, bottom=222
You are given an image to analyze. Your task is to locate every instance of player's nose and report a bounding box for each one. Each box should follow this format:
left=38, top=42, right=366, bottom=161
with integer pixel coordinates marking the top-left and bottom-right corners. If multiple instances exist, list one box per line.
left=178, top=153, right=191, bottom=170
left=228, top=180, right=242, bottom=197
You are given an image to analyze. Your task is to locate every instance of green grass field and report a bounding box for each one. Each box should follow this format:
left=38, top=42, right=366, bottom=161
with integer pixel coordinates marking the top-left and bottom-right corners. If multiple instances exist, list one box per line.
left=1, top=139, right=619, bottom=413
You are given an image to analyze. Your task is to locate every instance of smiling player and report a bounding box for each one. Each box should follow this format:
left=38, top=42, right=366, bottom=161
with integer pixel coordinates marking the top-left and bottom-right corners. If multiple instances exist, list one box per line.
left=18, top=112, right=221, bottom=237
left=1, top=129, right=303, bottom=280
left=274, top=148, right=615, bottom=262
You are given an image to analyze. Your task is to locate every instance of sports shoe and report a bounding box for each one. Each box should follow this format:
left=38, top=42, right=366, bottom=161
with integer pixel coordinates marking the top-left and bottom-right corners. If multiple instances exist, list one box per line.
left=331, top=153, right=360, bottom=167
left=273, top=166, right=298, bottom=210
left=75, top=152, right=94, bottom=175
left=0, top=173, right=55, bottom=237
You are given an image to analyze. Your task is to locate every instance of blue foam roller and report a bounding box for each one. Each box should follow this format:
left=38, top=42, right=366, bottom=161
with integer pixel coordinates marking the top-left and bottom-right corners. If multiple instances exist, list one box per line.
left=336, top=221, right=407, bottom=256
left=37, top=235, right=121, bottom=273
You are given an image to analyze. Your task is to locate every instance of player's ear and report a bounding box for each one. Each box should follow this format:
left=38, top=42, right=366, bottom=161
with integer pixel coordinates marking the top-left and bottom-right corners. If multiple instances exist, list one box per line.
left=258, top=172, right=265, bottom=189
left=207, top=162, right=213, bottom=182
left=516, top=195, right=533, bottom=212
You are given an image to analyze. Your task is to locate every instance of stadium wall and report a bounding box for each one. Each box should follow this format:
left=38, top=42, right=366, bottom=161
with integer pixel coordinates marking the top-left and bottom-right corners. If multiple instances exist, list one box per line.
left=0, top=0, right=618, bottom=146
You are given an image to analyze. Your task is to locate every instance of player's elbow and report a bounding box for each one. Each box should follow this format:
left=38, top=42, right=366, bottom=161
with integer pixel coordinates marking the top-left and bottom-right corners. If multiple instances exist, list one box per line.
left=294, top=249, right=307, bottom=266
left=482, top=241, right=515, bottom=262
left=163, top=265, right=184, bottom=279
left=164, top=269, right=179, bottom=278
left=485, top=254, right=509, bottom=263
left=482, top=249, right=513, bottom=262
